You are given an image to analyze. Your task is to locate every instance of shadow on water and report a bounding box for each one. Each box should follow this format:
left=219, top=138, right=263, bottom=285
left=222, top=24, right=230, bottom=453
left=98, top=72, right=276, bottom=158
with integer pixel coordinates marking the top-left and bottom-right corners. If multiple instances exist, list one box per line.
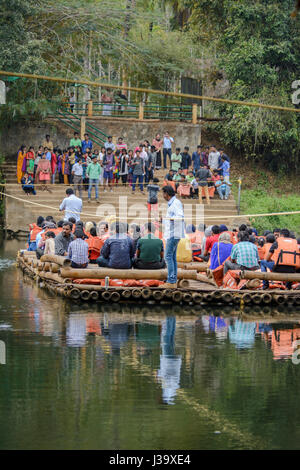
left=1, top=240, right=300, bottom=449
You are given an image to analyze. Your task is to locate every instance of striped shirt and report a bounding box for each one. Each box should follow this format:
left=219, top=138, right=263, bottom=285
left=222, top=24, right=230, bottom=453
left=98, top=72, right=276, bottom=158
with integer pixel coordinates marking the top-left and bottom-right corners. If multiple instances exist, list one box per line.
left=67, top=238, right=89, bottom=265
left=231, top=242, right=259, bottom=268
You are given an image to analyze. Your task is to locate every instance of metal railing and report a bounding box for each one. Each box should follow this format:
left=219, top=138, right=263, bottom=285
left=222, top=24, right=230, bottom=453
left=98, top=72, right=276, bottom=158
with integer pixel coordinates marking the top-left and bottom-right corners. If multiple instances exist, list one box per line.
left=62, top=101, right=194, bottom=122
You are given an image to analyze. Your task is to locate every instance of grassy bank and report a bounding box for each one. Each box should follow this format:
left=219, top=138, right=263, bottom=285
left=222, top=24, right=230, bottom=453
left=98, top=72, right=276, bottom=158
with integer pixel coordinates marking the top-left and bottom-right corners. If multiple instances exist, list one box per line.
left=239, top=189, right=300, bottom=234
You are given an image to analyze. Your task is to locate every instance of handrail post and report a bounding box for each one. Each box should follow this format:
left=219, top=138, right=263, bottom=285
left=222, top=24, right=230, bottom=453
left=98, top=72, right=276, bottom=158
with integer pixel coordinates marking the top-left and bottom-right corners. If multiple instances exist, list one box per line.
left=237, top=177, right=242, bottom=215
left=192, top=103, right=198, bottom=124
left=87, top=100, right=93, bottom=117
left=139, top=102, right=144, bottom=121
left=80, top=116, right=86, bottom=140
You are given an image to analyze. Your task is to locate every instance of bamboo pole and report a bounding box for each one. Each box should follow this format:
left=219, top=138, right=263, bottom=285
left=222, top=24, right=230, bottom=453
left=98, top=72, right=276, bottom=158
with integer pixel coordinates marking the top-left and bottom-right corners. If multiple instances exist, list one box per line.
left=111, top=291, right=121, bottom=302
left=242, top=293, right=252, bottom=304
left=241, top=271, right=300, bottom=282
left=60, top=267, right=198, bottom=280
left=50, top=263, right=60, bottom=273
left=80, top=290, right=91, bottom=300
left=70, top=288, right=81, bottom=299
left=192, top=293, right=203, bottom=304
left=102, top=291, right=111, bottom=301
left=1, top=70, right=300, bottom=114
left=122, top=290, right=132, bottom=299
left=273, top=294, right=286, bottom=305
left=40, top=255, right=67, bottom=266
left=252, top=294, right=262, bottom=305
left=90, top=291, right=99, bottom=301
left=177, top=279, right=190, bottom=288
left=183, top=292, right=192, bottom=303
left=262, top=293, right=273, bottom=304
left=132, top=289, right=142, bottom=299
left=172, top=291, right=182, bottom=302
left=141, top=288, right=152, bottom=299
left=153, top=290, right=164, bottom=300
left=196, top=274, right=216, bottom=286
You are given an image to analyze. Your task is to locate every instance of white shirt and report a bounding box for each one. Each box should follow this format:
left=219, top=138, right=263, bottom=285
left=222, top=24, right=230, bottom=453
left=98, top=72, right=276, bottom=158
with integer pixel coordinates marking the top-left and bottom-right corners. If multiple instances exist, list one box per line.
left=59, top=194, right=82, bottom=222
left=72, top=163, right=83, bottom=176
left=163, top=136, right=174, bottom=149
left=104, top=141, right=115, bottom=151
left=208, top=151, right=220, bottom=170
left=164, top=196, right=184, bottom=240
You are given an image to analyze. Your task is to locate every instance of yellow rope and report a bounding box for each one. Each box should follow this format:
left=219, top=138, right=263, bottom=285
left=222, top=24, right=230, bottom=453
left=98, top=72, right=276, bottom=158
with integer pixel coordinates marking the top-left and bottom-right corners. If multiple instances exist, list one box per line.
left=1, top=190, right=299, bottom=221
left=0, top=70, right=299, bottom=114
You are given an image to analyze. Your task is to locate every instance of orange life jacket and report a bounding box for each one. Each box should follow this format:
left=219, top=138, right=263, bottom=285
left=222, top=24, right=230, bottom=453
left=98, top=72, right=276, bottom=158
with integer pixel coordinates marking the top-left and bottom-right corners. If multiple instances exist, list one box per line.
left=258, top=246, right=265, bottom=260
left=273, top=238, right=300, bottom=268
left=29, top=224, right=43, bottom=242
left=41, top=228, right=62, bottom=241
left=87, top=236, right=104, bottom=260
left=263, top=242, right=274, bottom=260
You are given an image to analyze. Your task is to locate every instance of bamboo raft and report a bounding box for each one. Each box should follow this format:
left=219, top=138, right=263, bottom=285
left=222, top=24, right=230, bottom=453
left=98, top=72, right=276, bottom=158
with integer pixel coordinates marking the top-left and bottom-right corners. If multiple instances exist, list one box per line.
left=17, top=251, right=300, bottom=308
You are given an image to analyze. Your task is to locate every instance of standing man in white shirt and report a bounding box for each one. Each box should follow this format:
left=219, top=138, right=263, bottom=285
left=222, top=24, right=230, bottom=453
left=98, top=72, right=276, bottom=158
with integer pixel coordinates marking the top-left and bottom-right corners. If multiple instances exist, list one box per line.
left=59, top=188, right=82, bottom=222
left=104, top=136, right=116, bottom=152
left=72, top=158, right=83, bottom=198
left=163, top=131, right=174, bottom=170
left=208, top=145, right=220, bottom=171
left=162, top=185, right=184, bottom=288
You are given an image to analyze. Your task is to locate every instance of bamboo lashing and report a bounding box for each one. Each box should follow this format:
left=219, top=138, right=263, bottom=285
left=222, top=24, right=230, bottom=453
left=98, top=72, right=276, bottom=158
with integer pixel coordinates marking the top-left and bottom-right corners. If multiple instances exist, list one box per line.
left=241, top=271, right=300, bottom=282
left=60, top=267, right=199, bottom=280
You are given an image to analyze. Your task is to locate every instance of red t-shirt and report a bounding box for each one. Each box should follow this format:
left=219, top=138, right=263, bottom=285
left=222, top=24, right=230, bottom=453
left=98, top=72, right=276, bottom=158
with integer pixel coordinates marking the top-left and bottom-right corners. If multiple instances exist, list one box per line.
left=205, top=234, right=220, bottom=253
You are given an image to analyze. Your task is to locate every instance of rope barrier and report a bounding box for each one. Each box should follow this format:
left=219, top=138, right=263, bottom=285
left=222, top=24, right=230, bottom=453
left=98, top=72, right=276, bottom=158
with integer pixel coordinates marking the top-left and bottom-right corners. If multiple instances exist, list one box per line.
left=0, top=70, right=299, bottom=114
left=1, top=190, right=300, bottom=221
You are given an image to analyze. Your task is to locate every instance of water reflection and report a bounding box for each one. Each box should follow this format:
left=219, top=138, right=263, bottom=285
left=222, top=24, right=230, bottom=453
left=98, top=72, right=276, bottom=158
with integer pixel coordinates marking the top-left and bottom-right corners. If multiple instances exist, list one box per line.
left=3, top=240, right=300, bottom=449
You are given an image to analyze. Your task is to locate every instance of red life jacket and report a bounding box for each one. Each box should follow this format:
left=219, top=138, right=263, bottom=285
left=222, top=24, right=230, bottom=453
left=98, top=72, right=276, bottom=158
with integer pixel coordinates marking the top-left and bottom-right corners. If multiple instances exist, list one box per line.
left=273, top=238, right=300, bottom=268
left=87, top=237, right=104, bottom=260
left=41, top=227, right=62, bottom=241
left=29, top=224, right=43, bottom=242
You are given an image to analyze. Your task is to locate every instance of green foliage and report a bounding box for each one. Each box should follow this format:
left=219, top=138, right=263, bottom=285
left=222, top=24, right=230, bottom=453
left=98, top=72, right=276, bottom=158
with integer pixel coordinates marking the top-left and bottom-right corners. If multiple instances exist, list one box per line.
left=240, top=189, right=300, bottom=234
left=187, top=0, right=300, bottom=174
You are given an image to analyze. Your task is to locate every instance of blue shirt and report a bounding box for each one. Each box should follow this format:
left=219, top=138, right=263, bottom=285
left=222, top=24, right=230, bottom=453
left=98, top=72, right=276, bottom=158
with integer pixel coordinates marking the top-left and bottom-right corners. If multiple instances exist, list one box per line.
left=68, top=238, right=89, bottom=265
left=101, top=234, right=135, bottom=269
left=163, top=136, right=174, bottom=149
left=192, top=151, right=201, bottom=170
left=220, top=160, right=230, bottom=177
left=210, top=242, right=233, bottom=270
left=81, top=140, right=93, bottom=153
left=45, top=151, right=52, bottom=161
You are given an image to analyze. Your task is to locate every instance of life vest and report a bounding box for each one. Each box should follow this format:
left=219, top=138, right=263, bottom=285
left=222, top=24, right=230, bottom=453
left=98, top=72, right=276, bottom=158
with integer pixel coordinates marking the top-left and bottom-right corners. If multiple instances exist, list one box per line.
left=41, top=228, right=62, bottom=240
left=263, top=242, right=274, bottom=260
left=258, top=246, right=265, bottom=260
left=176, top=237, right=192, bottom=263
left=29, top=224, right=43, bottom=242
left=87, top=236, right=104, bottom=260
left=273, top=238, right=300, bottom=268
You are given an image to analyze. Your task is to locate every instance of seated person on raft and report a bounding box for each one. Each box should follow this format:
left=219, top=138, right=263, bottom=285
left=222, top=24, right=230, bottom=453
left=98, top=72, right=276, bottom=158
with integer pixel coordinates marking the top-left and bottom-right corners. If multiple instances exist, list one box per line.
left=223, top=230, right=260, bottom=275
left=261, top=228, right=300, bottom=290
left=133, top=222, right=166, bottom=270
left=209, top=232, right=233, bottom=270
left=67, top=229, right=89, bottom=269
left=55, top=222, right=75, bottom=256
left=97, top=222, right=135, bottom=269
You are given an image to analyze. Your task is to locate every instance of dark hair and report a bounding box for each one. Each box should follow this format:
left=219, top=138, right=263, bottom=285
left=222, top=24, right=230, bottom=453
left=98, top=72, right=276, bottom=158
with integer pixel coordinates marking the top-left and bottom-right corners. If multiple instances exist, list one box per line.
left=280, top=228, right=290, bottom=238
left=66, top=188, right=74, bottom=196
left=74, top=229, right=85, bottom=238
left=239, top=224, right=247, bottom=232
left=266, top=233, right=276, bottom=243
left=145, top=222, right=155, bottom=233
left=45, top=216, right=53, bottom=221
left=176, top=147, right=181, bottom=151
left=36, top=216, right=44, bottom=227
left=45, top=231, right=56, bottom=239
left=257, top=237, right=265, bottom=247
left=90, top=227, right=97, bottom=237
left=68, top=217, right=76, bottom=224
left=249, top=235, right=256, bottom=244
left=57, top=220, right=65, bottom=228
left=238, top=230, right=249, bottom=242
left=63, top=222, right=73, bottom=230
left=162, top=185, right=175, bottom=198
left=247, top=228, right=253, bottom=235
left=153, top=177, right=159, bottom=183
left=273, top=228, right=281, bottom=233
left=212, top=225, right=220, bottom=235
left=184, top=146, right=189, bottom=151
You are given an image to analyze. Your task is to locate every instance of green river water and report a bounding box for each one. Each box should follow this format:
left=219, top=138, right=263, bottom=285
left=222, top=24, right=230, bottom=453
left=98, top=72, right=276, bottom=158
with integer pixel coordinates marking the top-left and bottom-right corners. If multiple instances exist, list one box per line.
left=1, top=240, right=300, bottom=450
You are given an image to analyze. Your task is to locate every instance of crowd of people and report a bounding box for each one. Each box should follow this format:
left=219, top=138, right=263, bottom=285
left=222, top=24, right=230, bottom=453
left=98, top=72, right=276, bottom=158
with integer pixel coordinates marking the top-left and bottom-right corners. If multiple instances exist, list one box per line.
left=16, top=132, right=231, bottom=204
left=26, top=181, right=300, bottom=290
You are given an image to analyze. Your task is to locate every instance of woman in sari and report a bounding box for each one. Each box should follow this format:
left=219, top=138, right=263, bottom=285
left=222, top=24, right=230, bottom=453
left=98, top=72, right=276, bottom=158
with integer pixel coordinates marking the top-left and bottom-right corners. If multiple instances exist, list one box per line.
left=16, top=145, right=27, bottom=183
left=62, top=151, right=70, bottom=185
left=36, top=153, right=52, bottom=192
left=23, top=147, right=35, bottom=178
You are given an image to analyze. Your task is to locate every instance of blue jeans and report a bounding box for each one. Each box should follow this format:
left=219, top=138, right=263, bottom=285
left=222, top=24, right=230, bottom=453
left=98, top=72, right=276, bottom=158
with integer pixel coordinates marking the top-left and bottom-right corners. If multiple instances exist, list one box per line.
left=88, top=179, right=99, bottom=199
left=163, top=148, right=172, bottom=169
left=132, top=174, right=144, bottom=192
left=261, top=260, right=275, bottom=288
left=165, top=238, right=180, bottom=284
left=216, top=184, right=230, bottom=199
left=145, top=168, right=153, bottom=183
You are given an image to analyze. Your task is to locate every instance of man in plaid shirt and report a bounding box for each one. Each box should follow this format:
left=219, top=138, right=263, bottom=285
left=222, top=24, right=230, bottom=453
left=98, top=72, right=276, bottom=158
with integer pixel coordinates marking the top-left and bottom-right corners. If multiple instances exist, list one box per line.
left=67, top=229, right=89, bottom=268
left=224, top=231, right=259, bottom=275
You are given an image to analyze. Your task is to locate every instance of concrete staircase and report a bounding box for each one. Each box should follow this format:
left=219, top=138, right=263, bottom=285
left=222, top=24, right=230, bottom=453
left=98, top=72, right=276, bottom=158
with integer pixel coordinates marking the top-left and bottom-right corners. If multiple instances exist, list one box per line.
left=2, top=162, right=240, bottom=234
